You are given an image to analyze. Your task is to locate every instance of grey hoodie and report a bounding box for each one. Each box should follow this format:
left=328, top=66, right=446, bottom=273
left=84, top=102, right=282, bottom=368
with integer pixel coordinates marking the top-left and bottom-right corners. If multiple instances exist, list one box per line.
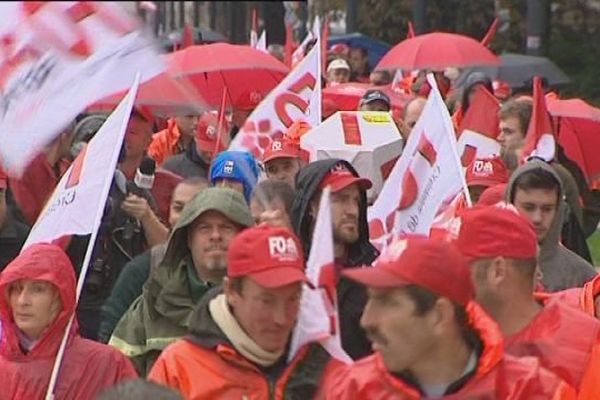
left=507, top=160, right=597, bottom=292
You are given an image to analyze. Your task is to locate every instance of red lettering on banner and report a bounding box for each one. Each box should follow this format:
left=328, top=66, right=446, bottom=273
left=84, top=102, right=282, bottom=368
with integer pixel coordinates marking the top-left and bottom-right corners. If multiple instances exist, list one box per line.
left=340, top=113, right=362, bottom=145
left=288, top=72, right=317, bottom=95
left=65, top=144, right=87, bottom=189
left=397, top=133, right=437, bottom=210
left=273, top=72, right=316, bottom=128
left=380, top=156, right=399, bottom=180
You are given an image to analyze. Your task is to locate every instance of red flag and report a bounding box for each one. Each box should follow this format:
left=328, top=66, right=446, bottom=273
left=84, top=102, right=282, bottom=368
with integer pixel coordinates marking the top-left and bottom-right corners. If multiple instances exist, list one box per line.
left=480, top=18, right=499, bottom=47
left=457, top=85, right=501, bottom=167
left=213, top=86, right=228, bottom=158
left=407, top=21, right=416, bottom=39
left=182, top=23, right=194, bottom=49
left=321, top=16, right=329, bottom=75
left=521, top=76, right=556, bottom=163
left=284, top=22, right=294, bottom=68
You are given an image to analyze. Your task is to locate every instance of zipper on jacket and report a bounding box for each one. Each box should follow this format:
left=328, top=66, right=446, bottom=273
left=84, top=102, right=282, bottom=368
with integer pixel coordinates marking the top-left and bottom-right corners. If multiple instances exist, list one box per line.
left=268, top=377, right=275, bottom=400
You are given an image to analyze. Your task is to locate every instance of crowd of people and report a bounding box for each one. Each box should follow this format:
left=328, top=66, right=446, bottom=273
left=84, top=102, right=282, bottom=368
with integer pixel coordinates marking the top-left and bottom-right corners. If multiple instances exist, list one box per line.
left=2, top=20, right=600, bottom=400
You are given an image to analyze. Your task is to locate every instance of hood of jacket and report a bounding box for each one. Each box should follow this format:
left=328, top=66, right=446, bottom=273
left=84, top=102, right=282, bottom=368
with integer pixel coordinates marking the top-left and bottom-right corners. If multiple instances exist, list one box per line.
left=291, top=159, right=379, bottom=267
left=0, top=243, right=77, bottom=360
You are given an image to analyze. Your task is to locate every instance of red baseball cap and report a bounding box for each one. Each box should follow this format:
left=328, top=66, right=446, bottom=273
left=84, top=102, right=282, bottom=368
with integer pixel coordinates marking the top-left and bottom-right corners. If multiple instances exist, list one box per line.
left=456, top=203, right=537, bottom=262
left=261, top=139, right=301, bottom=164
left=477, top=183, right=507, bottom=206
left=343, top=237, right=474, bottom=305
left=196, top=112, right=227, bottom=153
left=319, top=162, right=372, bottom=193
left=466, top=156, right=509, bottom=188
left=0, top=164, right=6, bottom=189
left=227, top=225, right=309, bottom=288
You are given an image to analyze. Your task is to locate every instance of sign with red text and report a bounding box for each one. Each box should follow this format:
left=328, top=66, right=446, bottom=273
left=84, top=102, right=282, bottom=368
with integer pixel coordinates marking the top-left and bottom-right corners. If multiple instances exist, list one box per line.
left=368, top=75, right=468, bottom=251
left=229, top=37, right=321, bottom=159
left=0, top=2, right=163, bottom=175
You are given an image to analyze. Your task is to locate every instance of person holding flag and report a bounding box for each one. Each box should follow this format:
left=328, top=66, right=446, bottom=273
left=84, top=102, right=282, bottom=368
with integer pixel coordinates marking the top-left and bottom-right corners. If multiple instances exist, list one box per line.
left=148, top=225, right=342, bottom=398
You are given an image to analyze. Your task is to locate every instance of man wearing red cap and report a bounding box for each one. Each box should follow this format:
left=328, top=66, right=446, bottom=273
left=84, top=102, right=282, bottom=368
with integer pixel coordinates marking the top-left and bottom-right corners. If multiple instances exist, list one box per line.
left=291, top=159, right=378, bottom=359
left=325, top=236, right=575, bottom=399
left=261, top=139, right=305, bottom=189
left=148, top=225, right=341, bottom=398
left=0, top=166, right=29, bottom=271
left=456, top=204, right=600, bottom=398
left=465, top=155, right=509, bottom=204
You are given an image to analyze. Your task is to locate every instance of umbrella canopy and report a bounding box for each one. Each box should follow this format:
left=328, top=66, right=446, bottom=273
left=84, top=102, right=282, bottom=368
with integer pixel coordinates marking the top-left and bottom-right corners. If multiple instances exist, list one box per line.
left=167, top=43, right=290, bottom=110
left=301, top=111, right=403, bottom=202
left=457, top=53, right=570, bottom=90
left=376, top=32, right=500, bottom=71
left=323, top=82, right=412, bottom=114
left=546, top=97, right=600, bottom=122
left=89, top=71, right=208, bottom=117
left=556, top=117, right=600, bottom=182
left=328, top=32, right=391, bottom=70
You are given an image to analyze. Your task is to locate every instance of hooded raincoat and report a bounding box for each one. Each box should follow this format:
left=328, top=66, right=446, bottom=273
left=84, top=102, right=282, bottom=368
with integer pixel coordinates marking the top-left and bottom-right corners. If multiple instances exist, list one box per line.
left=291, top=159, right=379, bottom=360
left=323, top=302, right=575, bottom=399
left=507, top=160, right=596, bottom=291
left=149, top=287, right=343, bottom=399
left=109, top=188, right=253, bottom=376
left=0, top=243, right=137, bottom=400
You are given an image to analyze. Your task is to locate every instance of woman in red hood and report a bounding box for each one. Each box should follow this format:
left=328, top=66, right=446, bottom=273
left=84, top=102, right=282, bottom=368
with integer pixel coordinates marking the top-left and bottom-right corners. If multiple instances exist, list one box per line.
left=0, top=243, right=138, bottom=399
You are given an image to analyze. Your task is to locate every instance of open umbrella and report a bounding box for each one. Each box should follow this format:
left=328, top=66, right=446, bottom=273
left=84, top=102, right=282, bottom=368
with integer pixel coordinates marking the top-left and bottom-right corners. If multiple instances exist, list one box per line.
left=328, top=32, right=391, bottom=70
left=547, top=97, right=600, bottom=122
left=167, top=43, right=290, bottom=110
left=323, top=82, right=412, bottom=114
left=376, top=32, right=499, bottom=71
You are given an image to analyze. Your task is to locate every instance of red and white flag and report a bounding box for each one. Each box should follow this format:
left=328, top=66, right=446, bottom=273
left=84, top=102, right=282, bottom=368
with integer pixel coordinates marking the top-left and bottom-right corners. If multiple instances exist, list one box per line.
left=521, top=76, right=556, bottom=162
left=368, top=75, right=469, bottom=251
left=457, top=85, right=501, bottom=168
left=22, top=74, right=139, bottom=249
left=0, top=2, right=163, bottom=175
left=229, top=35, right=321, bottom=159
left=289, top=187, right=352, bottom=364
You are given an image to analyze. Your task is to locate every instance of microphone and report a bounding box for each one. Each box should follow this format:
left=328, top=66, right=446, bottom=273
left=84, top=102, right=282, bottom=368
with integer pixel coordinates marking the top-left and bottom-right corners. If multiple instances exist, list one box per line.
left=123, top=157, right=156, bottom=240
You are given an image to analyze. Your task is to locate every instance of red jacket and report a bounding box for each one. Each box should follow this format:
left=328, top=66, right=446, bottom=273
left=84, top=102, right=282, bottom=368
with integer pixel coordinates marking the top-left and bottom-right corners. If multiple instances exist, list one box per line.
left=548, top=274, right=600, bottom=318
left=323, top=302, right=575, bottom=399
left=147, top=119, right=182, bottom=166
left=507, top=295, right=600, bottom=399
left=0, top=244, right=137, bottom=400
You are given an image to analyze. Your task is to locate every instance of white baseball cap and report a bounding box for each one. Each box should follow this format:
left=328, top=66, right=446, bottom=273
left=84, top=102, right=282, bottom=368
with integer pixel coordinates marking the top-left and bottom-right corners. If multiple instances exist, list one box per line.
left=327, top=58, right=351, bottom=73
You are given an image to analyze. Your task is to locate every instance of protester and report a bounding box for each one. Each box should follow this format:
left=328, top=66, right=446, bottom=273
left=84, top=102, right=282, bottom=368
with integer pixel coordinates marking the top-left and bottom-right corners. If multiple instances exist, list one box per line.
left=326, top=58, right=351, bottom=86
left=109, top=187, right=252, bottom=375
left=98, top=379, right=183, bottom=400
left=348, top=46, right=371, bottom=83
left=209, top=150, right=260, bottom=203
left=358, top=89, right=391, bottom=112
left=8, top=120, right=75, bottom=225
left=147, top=114, right=200, bottom=166
left=506, top=160, right=596, bottom=291
left=452, top=72, right=493, bottom=129
left=149, top=225, right=342, bottom=398
left=0, top=166, right=28, bottom=271
left=369, top=70, right=392, bottom=86
left=465, top=155, right=509, bottom=204
left=456, top=204, right=600, bottom=397
left=291, top=159, right=378, bottom=359
left=250, top=179, right=295, bottom=228
left=325, top=236, right=575, bottom=399
left=118, top=109, right=155, bottom=181
left=0, top=243, right=137, bottom=398
left=398, top=96, right=427, bottom=140
left=267, top=44, right=285, bottom=63
left=261, top=138, right=304, bottom=188
left=98, top=177, right=208, bottom=343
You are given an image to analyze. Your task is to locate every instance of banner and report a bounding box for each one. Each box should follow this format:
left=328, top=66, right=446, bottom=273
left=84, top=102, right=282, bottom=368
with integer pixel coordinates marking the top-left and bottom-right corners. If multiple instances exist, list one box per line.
left=368, top=75, right=468, bottom=251
left=229, top=35, right=321, bottom=159
left=288, top=187, right=352, bottom=364
left=23, top=74, right=139, bottom=249
left=521, top=76, right=556, bottom=162
left=0, top=2, right=163, bottom=175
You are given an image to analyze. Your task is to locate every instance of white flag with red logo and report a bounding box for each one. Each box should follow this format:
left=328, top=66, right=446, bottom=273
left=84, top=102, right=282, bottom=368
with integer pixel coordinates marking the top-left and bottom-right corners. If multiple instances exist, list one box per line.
left=22, top=74, right=139, bottom=250
left=229, top=35, right=321, bottom=159
left=289, top=187, right=352, bottom=364
left=368, top=75, right=469, bottom=251
left=521, top=76, right=556, bottom=162
left=457, top=85, right=501, bottom=168
left=0, top=2, right=163, bottom=175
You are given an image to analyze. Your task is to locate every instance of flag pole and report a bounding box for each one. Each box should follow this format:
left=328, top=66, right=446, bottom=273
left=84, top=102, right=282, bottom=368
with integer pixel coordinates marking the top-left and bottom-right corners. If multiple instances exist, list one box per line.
left=44, top=72, right=141, bottom=400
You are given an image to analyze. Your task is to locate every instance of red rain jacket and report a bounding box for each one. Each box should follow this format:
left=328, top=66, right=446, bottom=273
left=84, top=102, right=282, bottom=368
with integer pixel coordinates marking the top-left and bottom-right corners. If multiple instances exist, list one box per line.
left=0, top=244, right=137, bottom=400
left=147, top=119, right=182, bottom=166
left=323, top=302, right=575, bottom=399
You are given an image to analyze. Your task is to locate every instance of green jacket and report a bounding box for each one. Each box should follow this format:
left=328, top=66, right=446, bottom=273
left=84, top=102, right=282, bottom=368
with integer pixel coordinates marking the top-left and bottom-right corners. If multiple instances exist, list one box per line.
left=109, top=187, right=252, bottom=376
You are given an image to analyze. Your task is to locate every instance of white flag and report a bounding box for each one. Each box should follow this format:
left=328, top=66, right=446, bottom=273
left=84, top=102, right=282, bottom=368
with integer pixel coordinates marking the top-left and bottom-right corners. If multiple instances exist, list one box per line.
left=0, top=2, right=163, bottom=175
left=22, top=74, right=140, bottom=250
left=255, top=30, right=268, bottom=53
left=368, top=75, right=469, bottom=251
left=289, top=187, right=352, bottom=364
left=229, top=36, right=321, bottom=159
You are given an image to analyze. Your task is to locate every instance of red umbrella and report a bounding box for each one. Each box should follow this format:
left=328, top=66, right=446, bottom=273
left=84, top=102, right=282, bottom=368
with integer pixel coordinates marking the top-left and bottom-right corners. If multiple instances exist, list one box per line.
left=546, top=97, right=600, bottom=122
left=89, top=71, right=208, bottom=117
left=167, top=43, right=290, bottom=110
left=376, top=32, right=500, bottom=71
left=323, top=82, right=412, bottom=114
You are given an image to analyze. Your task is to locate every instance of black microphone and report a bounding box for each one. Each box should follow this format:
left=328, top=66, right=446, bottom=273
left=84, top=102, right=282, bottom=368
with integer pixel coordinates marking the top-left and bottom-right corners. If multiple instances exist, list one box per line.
left=123, top=157, right=156, bottom=240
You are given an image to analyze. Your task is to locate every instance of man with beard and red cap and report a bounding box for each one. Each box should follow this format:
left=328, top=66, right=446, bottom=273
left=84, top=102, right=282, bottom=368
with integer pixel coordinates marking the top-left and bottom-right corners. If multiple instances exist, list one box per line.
left=465, top=155, right=509, bottom=204
left=291, top=159, right=379, bottom=359
left=0, top=243, right=137, bottom=399
left=456, top=204, right=600, bottom=398
left=324, top=236, right=575, bottom=399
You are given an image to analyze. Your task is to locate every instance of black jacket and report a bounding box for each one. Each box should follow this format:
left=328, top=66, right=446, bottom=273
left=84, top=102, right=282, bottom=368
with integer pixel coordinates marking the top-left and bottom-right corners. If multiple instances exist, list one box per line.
left=0, top=213, right=29, bottom=272
left=291, top=159, right=379, bottom=360
left=162, top=142, right=210, bottom=179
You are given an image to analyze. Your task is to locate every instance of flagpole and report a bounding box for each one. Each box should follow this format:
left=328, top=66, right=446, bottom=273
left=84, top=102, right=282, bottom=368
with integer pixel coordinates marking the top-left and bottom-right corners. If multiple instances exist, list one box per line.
left=44, top=72, right=141, bottom=400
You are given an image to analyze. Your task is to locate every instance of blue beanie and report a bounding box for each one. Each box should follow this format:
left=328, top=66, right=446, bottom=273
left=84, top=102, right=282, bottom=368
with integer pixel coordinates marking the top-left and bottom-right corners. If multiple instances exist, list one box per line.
left=209, top=151, right=260, bottom=202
